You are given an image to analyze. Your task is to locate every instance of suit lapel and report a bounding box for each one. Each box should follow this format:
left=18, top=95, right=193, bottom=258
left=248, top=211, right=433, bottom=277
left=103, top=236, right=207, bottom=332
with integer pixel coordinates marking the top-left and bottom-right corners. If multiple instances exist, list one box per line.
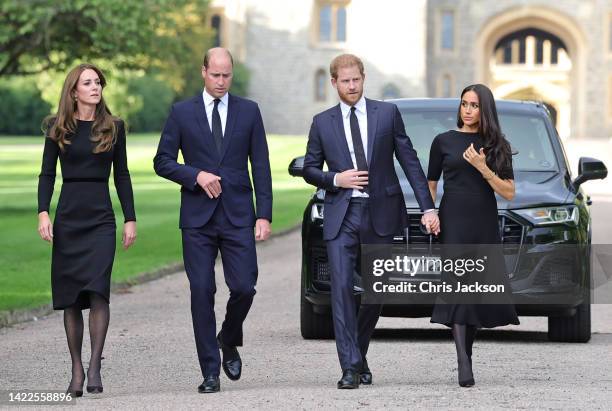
left=330, top=104, right=354, bottom=167
left=365, top=98, right=378, bottom=165
left=193, top=95, right=218, bottom=157
left=220, top=94, right=238, bottom=162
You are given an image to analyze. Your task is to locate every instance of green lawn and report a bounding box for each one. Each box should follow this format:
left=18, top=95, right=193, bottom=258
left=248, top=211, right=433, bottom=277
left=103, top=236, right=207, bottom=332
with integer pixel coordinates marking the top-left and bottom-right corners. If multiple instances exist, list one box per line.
left=0, top=133, right=311, bottom=312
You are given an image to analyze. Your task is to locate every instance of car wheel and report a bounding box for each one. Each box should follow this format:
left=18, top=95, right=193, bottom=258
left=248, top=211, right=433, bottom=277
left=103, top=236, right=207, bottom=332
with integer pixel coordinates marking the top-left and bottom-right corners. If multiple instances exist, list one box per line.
left=300, top=277, right=334, bottom=340
left=547, top=300, right=591, bottom=343
left=547, top=252, right=592, bottom=343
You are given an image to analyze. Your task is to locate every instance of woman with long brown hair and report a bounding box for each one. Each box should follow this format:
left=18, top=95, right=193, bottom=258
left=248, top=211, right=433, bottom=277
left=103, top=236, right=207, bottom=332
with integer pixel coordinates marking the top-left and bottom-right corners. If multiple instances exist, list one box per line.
left=427, top=84, right=519, bottom=387
left=37, top=63, right=136, bottom=396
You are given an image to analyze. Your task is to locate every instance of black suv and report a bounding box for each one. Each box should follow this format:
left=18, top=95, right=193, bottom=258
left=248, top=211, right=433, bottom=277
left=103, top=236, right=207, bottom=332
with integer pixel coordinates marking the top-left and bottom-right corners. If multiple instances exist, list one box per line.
left=289, top=98, right=607, bottom=343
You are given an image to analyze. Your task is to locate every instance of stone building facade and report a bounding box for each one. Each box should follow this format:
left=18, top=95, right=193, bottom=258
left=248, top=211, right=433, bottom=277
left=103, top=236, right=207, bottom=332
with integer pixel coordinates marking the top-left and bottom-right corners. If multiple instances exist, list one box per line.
left=209, top=0, right=612, bottom=139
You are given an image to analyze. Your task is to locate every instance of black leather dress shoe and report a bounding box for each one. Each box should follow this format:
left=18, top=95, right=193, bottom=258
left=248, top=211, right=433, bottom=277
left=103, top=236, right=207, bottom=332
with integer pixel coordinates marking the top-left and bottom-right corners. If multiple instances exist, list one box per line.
left=217, top=333, right=242, bottom=381
left=337, top=370, right=360, bottom=389
left=360, top=358, right=372, bottom=385
left=198, top=375, right=220, bottom=393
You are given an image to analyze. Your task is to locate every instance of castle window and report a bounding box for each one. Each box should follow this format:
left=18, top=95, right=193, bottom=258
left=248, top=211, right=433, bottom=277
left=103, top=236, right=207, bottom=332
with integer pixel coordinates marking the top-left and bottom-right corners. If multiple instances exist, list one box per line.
left=609, top=13, right=612, bottom=53
left=317, top=1, right=349, bottom=43
left=494, top=28, right=567, bottom=66
left=440, top=10, right=455, bottom=51
left=211, top=14, right=222, bottom=47
left=336, top=7, right=347, bottom=42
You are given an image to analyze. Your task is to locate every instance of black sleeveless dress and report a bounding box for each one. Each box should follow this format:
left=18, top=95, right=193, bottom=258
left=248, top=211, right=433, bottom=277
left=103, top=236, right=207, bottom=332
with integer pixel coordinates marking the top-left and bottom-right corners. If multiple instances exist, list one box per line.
left=37, top=120, right=136, bottom=310
left=427, top=130, right=519, bottom=328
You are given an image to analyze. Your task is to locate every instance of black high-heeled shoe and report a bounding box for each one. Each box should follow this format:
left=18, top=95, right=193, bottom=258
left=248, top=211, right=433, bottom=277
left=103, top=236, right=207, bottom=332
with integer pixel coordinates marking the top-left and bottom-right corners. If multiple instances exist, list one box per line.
left=86, top=370, right=103, bottom=394
left=459, top=376, right=475, bottom=387
left=66, top=374, right=84, bottom=397
left=457, top=359, right=475, bottom=387
left=66, top=388, right=83, bottom=397
left=86, top=385, right=103, bottom=394
left=86, top=365, right=104, bottom=394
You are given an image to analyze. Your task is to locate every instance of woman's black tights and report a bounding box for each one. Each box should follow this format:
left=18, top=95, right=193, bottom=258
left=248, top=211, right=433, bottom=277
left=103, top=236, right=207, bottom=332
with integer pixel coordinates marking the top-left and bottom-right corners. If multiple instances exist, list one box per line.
left=452, top=324, right=477, bottom=387
left=64, top=293, right=109, bottom=392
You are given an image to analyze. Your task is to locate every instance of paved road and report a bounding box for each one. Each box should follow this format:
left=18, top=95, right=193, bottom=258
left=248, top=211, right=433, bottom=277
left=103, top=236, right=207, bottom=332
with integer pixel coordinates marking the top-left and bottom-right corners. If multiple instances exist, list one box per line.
left=1, top=196, right=611, bottom=409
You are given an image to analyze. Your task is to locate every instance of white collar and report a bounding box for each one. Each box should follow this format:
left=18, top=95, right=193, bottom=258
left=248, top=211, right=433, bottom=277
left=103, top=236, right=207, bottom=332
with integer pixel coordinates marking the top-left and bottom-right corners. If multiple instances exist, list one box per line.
left=340, top=95, right=366, bottom=118
left=202, top=89, right=229, bottom=107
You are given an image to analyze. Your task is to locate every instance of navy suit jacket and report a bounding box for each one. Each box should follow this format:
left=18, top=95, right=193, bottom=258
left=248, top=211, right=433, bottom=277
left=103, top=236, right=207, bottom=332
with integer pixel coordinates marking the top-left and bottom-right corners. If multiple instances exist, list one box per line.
left=303, top=98, right=434, bottom=240
left=154, top=93, right=272, bottom=229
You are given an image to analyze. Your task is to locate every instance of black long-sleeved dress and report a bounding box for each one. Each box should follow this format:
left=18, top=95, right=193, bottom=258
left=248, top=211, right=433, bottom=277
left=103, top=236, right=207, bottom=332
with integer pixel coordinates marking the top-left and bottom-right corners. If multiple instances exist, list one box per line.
left=427, top=130, right=519, bottom=328
left=38, top=119, right=136, bottom=310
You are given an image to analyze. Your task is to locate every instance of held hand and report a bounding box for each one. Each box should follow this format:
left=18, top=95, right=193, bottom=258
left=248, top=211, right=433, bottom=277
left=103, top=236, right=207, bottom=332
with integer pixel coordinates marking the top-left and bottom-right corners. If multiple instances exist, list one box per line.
left=462, top=144, right=487, bottom=171
left=197, top=171, right=222, bottom=199
left=421, top=211, right=440, bottom=236
left=38, top=212, right=53, bottom=242
left=255, top=218, right=271, bottom=241
left=123, top=221, right=137, bottom=250
left=335, top=169, right=369, bottom=190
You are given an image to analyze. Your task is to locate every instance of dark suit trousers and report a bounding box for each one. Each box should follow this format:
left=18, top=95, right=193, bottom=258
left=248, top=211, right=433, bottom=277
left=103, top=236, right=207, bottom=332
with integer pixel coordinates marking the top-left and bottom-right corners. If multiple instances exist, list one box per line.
left=181, top=202, right=258, bottom=377
left=326, top=197, right=393, bottom=372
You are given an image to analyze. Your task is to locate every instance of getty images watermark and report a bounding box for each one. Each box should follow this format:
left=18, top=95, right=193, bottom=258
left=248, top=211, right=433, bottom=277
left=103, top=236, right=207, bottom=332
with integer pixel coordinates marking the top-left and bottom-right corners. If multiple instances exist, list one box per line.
left=358, top=243, right=603, bottom=305
left=370, top=254, right=505, bottom=294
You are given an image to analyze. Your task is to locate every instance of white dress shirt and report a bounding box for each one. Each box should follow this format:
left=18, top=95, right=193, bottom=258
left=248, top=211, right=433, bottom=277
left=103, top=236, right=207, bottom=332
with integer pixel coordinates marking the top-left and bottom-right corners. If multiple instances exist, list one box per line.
left=331, top=96, right=436, bottom=215
left=202, top=89, right=228, bottom=135
left=335, top=95, right=369, bottom=198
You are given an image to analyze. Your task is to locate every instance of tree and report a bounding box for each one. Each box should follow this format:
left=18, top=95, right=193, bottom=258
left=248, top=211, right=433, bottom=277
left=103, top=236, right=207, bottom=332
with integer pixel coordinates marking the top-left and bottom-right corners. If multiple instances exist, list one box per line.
left=230, top=62, right=250, bottom=97
left=0, top=0, right=212, bottom=85
left=0, top=77, right=51, bottom=134
left=126, top=73, right=175, bottom=132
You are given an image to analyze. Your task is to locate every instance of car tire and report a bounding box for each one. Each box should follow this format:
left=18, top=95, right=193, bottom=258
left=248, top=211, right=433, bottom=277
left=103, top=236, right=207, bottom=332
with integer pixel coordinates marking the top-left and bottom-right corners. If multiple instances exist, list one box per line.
left=547, top=301, right=591, bottom=343
left=300, top=280, right=334, bottom=340
left=547, top=252, right=592, bottom=343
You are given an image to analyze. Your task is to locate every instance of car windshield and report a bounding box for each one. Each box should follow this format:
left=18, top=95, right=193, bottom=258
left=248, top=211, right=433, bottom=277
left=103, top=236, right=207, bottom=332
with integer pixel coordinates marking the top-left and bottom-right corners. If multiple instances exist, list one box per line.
left=397, top=109, right=559, bottom=174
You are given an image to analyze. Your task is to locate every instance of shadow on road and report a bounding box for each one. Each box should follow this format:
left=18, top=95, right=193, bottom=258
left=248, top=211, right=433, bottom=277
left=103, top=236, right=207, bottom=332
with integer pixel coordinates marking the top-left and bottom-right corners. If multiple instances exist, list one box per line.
left=372, top=328, right=550, bottom=342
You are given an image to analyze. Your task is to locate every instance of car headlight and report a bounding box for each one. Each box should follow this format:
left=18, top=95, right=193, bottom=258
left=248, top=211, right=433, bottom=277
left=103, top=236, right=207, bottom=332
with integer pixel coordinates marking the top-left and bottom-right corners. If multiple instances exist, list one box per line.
left=311, top=203, right=324, bottom=221
left=512, top=206, right=579, bottom=226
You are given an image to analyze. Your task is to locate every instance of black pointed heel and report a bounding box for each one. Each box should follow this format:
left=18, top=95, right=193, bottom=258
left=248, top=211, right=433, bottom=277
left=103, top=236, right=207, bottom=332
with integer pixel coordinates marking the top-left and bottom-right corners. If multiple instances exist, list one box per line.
left=86, top=385, right=103, bottom=394
left=457, top=360, right=475, bottom=387
left=66, top=389, right=83, bottom=397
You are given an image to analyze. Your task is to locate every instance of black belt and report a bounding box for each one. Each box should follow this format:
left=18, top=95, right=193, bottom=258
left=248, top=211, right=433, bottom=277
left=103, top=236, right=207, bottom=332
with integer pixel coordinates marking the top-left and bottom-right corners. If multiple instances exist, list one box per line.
left=62, top=178, right=108, bottom=183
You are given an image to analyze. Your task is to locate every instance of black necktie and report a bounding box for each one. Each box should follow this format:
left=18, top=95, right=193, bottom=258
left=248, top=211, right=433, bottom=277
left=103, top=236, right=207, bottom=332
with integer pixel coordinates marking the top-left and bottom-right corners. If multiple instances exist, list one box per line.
left=350, top=106, right=368, bottom=191
left=212, top=98, right=223, bottom=154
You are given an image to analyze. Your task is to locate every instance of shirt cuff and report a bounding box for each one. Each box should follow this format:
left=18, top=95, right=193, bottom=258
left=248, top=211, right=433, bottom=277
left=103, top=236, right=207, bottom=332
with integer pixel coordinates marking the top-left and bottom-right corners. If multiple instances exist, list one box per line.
left=423, top=209, right=436, bottom=214
left=333, top=173, right=338, bottom=187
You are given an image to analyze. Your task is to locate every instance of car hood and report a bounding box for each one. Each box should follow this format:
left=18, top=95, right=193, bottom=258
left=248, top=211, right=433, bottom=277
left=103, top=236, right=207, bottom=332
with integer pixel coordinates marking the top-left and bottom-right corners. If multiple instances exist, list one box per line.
left=399, top=171, right=573, bottom=210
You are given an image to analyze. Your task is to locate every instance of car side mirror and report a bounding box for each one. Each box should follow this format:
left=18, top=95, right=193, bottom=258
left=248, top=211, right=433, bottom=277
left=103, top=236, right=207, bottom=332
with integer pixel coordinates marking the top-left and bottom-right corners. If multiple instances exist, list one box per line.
left=573, top=157, right=607, bottom=188
left=288, top=156, right=305, bottom=177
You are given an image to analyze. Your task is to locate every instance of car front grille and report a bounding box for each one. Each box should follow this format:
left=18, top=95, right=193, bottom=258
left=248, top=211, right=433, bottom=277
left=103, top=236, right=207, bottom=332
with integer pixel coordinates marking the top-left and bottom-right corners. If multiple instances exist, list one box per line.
left=404, top=213, right=524, bottom=245
left=532, top=255, right=577, bottom=287
left=405, top=214, right=434, bottom=244
left=311, top=249, right=330, bottom=282
left=498, top=215, right=523, bottom=244
left=309, top=213, right=525, bottom=284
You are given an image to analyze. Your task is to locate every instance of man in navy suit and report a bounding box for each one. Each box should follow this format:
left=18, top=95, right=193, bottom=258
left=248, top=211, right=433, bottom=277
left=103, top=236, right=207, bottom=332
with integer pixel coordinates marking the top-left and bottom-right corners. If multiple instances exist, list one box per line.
left=154, top=48, right=272, bottom=393
left=303, top=54, right=440, bottom=388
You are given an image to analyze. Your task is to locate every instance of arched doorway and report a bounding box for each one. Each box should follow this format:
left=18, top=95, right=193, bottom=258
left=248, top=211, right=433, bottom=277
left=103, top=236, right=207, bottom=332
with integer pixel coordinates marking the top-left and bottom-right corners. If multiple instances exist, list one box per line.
left=504, top=87, right=559, bottom=127
left=475, top=7, right=586, bottom=139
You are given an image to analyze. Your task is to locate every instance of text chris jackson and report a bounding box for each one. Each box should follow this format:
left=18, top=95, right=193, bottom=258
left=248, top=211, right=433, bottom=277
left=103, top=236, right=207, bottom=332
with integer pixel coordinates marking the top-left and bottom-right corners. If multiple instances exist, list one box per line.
left=372, top=281, right=505, bottom=294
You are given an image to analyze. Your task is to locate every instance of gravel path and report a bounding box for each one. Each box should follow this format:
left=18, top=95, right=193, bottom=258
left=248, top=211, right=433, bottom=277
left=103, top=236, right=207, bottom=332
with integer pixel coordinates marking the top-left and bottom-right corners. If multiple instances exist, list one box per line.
left=1, top=197, right=611, bottom=409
